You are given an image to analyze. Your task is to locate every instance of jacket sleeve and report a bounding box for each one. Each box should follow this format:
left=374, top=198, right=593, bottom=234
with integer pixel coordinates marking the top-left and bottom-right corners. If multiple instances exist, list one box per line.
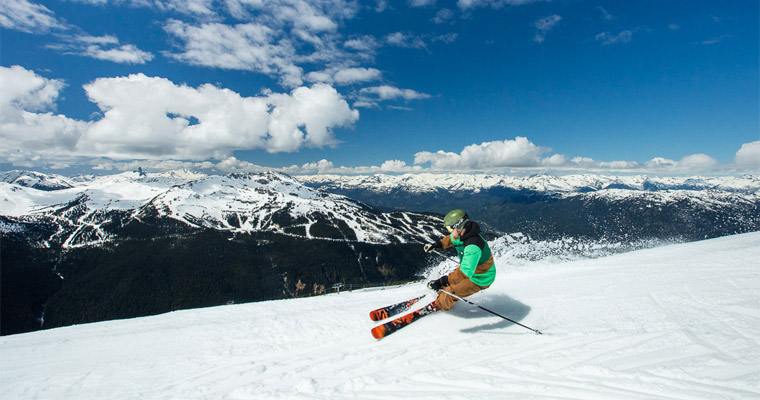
left=440, top=234, right=454, bottom=249
left=459, top=245, right=482, bottom=278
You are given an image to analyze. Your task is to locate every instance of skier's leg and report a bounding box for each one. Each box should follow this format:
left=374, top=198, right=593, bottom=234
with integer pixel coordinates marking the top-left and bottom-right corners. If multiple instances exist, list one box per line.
left=435, top=271, right=484, bottom=311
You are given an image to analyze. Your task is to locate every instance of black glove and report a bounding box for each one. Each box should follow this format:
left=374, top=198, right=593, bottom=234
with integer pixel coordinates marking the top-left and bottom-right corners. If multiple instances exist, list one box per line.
left=427, top=275, right=449, bottom=291
left=423, top=240, right=442, bottom=253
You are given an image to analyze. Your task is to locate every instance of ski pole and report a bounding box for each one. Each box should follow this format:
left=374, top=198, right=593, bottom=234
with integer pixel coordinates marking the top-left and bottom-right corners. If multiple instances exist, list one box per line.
left=439, top=289, right=543, bottom=335
left=431, top=249, right=460, bottom=265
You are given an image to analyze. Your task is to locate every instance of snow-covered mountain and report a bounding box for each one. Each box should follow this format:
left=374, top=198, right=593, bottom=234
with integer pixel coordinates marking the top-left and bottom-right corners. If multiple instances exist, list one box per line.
left=3, top=169, right=758, bottom=338
left=300, top=172, right=760, bottom=241
left=0, top=170, right=75, bottom=191
left=2, top=232, right=758, bottom=399
left=1, top=170, right=441, bottom=248
left=299, top=172, right=760, bottom=195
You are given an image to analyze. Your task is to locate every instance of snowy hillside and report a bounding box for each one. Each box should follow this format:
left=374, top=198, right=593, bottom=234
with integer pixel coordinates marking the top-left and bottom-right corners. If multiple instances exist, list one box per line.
left=2, top=232, right=758, bottom=399
left=0, top=170, right=441, bottom=247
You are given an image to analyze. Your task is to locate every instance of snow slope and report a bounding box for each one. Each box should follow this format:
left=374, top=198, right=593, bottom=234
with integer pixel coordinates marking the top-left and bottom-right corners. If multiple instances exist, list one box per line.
left=2, top=233, right=759, bottom=399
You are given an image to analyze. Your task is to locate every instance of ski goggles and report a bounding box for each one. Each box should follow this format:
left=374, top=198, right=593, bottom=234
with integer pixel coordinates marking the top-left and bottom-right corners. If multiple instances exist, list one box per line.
left=445, top=215, right=468, bottom=232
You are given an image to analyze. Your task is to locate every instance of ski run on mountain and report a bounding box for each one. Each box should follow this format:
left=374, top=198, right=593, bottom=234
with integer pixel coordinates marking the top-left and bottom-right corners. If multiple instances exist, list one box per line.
left=2, top=232, right=759, bottom=399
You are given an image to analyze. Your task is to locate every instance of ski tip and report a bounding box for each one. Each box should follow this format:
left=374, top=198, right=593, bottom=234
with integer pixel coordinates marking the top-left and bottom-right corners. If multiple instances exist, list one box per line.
left=369, top=310, right=388, bottom=322
left=371, top=326, right=387, bottom=339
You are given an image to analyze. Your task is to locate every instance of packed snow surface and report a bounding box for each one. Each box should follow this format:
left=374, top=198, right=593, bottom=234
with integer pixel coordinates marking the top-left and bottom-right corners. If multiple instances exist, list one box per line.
left=2, top=232, right=759, bottom=399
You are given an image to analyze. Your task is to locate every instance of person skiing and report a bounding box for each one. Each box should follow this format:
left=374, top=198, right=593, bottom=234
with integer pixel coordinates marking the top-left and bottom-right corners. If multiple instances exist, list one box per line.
left=423, top=209, right=495, bottom=311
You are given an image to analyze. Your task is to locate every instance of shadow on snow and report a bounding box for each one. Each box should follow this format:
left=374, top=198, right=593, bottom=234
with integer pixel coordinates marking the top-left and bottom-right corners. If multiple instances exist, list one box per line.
left=446, top=292, right=532, bottom=334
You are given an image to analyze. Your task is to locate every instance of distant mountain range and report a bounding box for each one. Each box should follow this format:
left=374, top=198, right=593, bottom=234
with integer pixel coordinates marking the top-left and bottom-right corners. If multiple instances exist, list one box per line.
left=1, top=169, right=758, bottom=336
left=299, top=173, right=760, bottom=241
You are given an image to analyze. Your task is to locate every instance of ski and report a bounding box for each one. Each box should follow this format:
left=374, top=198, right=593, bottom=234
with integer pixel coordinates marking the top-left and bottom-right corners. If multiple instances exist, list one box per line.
left=371, top=301, right=438, bottom=339
left=369, top=295, right=427, bottom=321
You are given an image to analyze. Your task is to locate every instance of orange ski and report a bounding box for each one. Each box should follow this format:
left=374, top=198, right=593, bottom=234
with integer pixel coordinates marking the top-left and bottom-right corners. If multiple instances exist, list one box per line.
left=371, top=301, right=438, bottom=339
left=369, top=295, right=426, bottom=321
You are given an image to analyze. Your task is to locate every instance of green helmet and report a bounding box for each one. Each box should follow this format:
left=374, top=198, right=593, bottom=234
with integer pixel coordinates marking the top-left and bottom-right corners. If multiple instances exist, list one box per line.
left=443, top=209, right=468, bottom=230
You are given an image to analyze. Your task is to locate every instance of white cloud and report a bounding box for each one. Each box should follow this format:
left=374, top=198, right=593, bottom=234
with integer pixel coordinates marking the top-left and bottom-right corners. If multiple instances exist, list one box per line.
left=0, top=65, right=64, bottom=112
left=359, top=85, right=431, bottom=102
left=214, top=156, right=267, bottom=173
left=645, top=157, right=678, bottom=169
left=380, top=159, right=410, bottom=172
left=432, top=8, right=455, bottom=24
left=414, top=137, right=551, bottom=169
left=597, top=6, right=613, bottom=21
left=596, top=30, right=633, bottom=45
left=0, top=0, right=66, bottom=33
left=82, top=43, right=153, bottom=64
left=344, top=35, right=380, bottom=52
left=457, top=0, right=545, bottom=11
left=385, top=32, right=427, bottom=49
left=735, top=141, right=760, bottom=169
left=48, top=34, right=154, bottom=64
left=164, top=20, right=305, bottom=87
left=0, top=66, right=359, bottom=166
left=333, top=68, right=381, bottom=85
left=701, top=35, right=732, bottom=45
left=677, top=153, right=717, bottom=170
left=92, top=159, right=215, bottom=172
left=163, top=2, right=374, bottom=88
left=157, top=0, right=365, bottom=87
left=407, top=136, right=728, bottom=173
left=0, top=66, right=88, bottom=160
left=432, top=33, right=458, bottom=44
left=409, top=0, right=436, bottom=7
left=533, top=14, right=561, bottom=43
left=308, top=67, right=382, bottom=85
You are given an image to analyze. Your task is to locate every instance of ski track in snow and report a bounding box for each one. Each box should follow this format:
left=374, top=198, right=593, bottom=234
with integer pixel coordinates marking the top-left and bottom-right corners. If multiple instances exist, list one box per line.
left=2, top=233, right=760, bottom=399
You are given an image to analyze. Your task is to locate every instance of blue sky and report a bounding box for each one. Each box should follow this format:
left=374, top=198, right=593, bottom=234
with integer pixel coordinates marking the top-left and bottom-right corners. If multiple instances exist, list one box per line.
left=1, top=0, right=758, bottom=175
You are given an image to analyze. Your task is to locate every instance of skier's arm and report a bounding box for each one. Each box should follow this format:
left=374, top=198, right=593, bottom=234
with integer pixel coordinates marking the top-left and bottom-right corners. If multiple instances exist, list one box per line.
left=440, top=235, right=453, bottom=249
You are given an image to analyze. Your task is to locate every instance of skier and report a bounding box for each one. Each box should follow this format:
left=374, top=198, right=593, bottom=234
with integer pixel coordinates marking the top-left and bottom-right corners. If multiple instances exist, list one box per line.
left=423, top=209, right=495, bottom=311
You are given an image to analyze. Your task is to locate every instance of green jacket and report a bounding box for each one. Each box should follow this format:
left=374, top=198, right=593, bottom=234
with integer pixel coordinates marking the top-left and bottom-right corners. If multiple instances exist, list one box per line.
left=441, top=221, right=495, bottom=287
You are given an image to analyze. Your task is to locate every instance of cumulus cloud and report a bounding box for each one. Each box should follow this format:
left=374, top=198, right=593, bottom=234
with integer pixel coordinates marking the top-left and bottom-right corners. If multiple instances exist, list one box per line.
left=215, top=157, right=425, bottom=175
left=1, top=66, right=359, bottom=165
left=0, top=66, right=89, bottom=160
left=735, top=141, right=760, bottom=169
left=533, top=14, right=561, bottom=43
left=0, top=0, right=66, bottom=33
left=406, top=136, right=729, bottom=174
left=202, top=143, right=736, bottom=176
left=414, top=137, right=551, bottom=169
left=677, top=153, right=717, bottom=170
